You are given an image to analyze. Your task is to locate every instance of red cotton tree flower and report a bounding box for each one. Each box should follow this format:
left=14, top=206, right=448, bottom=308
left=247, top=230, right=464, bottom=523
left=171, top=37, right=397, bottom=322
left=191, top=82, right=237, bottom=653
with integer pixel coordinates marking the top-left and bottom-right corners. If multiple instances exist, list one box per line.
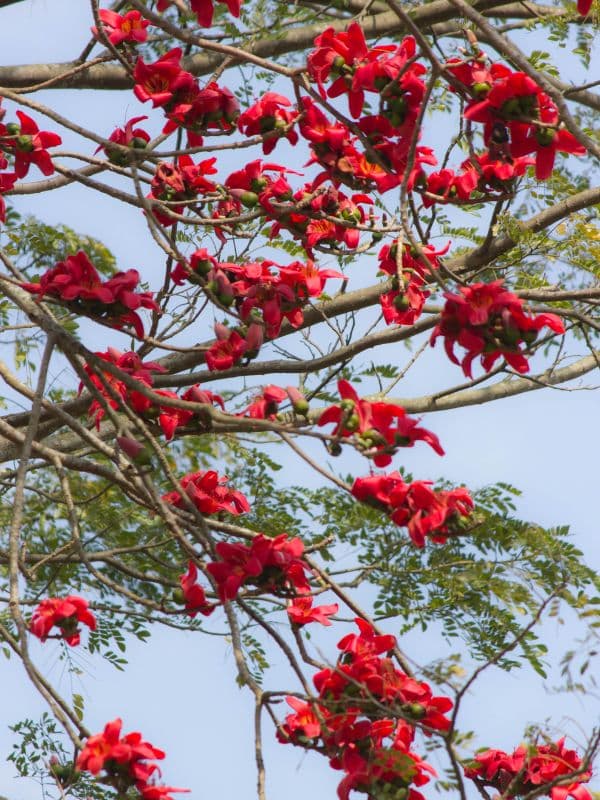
left=30, top=596, right=96, bottom=646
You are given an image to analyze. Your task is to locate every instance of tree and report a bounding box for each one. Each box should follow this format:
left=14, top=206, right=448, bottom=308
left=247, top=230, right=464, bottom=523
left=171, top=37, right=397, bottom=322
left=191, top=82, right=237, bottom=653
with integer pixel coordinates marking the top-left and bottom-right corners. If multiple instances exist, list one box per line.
left=0, top=0, right=599, bottom=798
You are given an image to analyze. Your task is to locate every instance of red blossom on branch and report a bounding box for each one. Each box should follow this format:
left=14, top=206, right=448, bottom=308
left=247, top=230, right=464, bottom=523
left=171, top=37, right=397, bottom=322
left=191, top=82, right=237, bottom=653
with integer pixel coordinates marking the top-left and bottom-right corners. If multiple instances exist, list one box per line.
left=82, top=348, right=166, bottom=427
left=207, top=533, right=310, bottom=601
left=177, top=561, right=214, bottom=617
left=157, top=0, right=240, bottom=27
left=92, top=9, right=150, bottom=46
left=0, top=110, right=61, bottom=178
left=77, top=718, right=187, bottom=798
left=133, top=48, right=193, bottom=108
left=318, top=380, right=444, bottom=466
left=20, top=251, right=159, bottom=338
left=464, top=738, right=593, bottom=800
left=163, top=470, right=250, bottom=515
left=287, top=596, right=339, bottom=626
left=29, top=596, right=96, bottom=646
left=205, top=325, right=249, bottom=371
left=431, top=279, right=566, bottom=377
left=351, top=472, right=474, bottom=547
left=237, top=92, right=299, bottom=154
left=97, top=116, right=150, bottom=166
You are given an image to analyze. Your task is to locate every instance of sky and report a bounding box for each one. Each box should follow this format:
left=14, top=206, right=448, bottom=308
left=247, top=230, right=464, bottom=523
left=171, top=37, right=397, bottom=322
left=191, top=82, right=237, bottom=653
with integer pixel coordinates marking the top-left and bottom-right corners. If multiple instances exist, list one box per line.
left=0, top=2, right=599, bottom=799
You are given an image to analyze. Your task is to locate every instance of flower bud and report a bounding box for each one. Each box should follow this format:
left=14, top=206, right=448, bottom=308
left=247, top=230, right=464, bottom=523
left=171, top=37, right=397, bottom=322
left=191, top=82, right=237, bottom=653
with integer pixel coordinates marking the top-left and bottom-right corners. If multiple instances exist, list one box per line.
left=172, top=588, right=185, bottom=605
left=286, top=386, right=309, bottom=415
left=214, top=321, right=231, bottom=341
left=245, top=322, right=264, bottom=354
left=117, top=435, right=152, bottom=465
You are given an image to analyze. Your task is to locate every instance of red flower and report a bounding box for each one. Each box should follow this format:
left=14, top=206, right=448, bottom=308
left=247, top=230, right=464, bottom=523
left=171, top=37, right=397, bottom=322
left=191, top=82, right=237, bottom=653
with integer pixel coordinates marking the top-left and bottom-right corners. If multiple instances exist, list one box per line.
left=139, top=786, right=190, bottom=800
left=163, top=81, right=239, bottom=137
left=431, top=280, right=565, bottom=377
left=206, top=540, right=267, bottom=602
left=207, top=534, right=309, bottom=602
left=170, top=248, right=218, bottom=286
left=205, top=326, right=248, bottom=371
left=163, top=470, right=250, bottom=515
left=307, top=23, right=395, bottom=118
left=287, top=596, right=339, bottom=626
left=278, top=696, right=327, bottom=742
left=464, top=70, right=541, bottom=134
left=178, top=561, right=214, bottom=617
left=30, top=596, right=96, bottom=646
left=338, top=618, right=397, bottom=659
left=237, top=92, right=299, bottom=154
left=20, top=251, right=159, bottom=338
left=318, top=380, right=444, bottom=466
left=465, top=739, right=592, bottom=800
left=97, top=116, right=150, bottom=166
left=0, top=111, right=61, bottom=178
left=0, top=171, right=17, bottom=222
left=180, top=383, right=225, bottom=409
left=92, top=9, right=150, bottom=46
left=157, top=0, right=240, bottom=27
left=240, top=385, right=288, bottom=419
left=351, top=472, right=474, bottom=547
left=76, top=718, right=184, bottom=798
left=133, top=48, right=193, bottom=108
left=82, top=348, right=166, bottom=427
left=510, top=94, right=586, bottom=180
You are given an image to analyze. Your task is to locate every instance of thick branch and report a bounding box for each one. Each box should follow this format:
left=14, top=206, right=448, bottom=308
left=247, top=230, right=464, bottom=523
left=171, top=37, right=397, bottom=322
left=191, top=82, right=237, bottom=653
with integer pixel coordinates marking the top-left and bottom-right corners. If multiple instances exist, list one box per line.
left=0, top=0, right=531, bottom=90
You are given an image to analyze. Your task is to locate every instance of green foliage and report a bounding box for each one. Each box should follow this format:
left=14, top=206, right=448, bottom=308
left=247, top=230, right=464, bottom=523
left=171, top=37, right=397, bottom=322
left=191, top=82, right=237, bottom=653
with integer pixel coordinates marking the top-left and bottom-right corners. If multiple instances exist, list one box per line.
left=2, top=213, right=117, bottom=278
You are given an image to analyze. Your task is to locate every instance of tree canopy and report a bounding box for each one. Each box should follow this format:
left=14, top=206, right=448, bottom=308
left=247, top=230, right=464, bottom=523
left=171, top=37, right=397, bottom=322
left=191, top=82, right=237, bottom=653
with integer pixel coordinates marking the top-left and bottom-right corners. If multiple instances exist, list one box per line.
left=0, top=1, right=599, bottom=799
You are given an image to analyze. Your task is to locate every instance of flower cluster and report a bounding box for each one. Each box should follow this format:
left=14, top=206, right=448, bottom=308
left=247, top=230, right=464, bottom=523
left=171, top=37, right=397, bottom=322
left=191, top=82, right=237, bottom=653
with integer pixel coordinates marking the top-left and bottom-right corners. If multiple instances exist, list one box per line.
left=464, top=738, right=593, bottom=800
left=303, top=26, right=434, bottom=196
left=82, top=349, right=221, bottom=441
left=29, top=595, right=96, bottom=646
left=461, top=61, right=586, bottom=181
left=420, top=52, right=586, bottom=204
left=162, top=470, right=250, bottom=516
left=20, top=251, right=159, bottom=338
left=318, top=380, right=444, bottom=467
left=77, top=718, right=187, bottom=800
left=351, top=472, right=474, bottom=547
left=430, top=280, right=565, bottom=377
left=207, top=533, right=310, bottom=602
left=133, top=48, right=239, bottom=146
left=279, top=619, right=452, bottom=800
left=377, top=239, right=450, bottom=326
left=147, top=155, right=218, bottom=226
left=185, top=254, right=344, bottom=340
left=269, top=179, right=374, bottom=254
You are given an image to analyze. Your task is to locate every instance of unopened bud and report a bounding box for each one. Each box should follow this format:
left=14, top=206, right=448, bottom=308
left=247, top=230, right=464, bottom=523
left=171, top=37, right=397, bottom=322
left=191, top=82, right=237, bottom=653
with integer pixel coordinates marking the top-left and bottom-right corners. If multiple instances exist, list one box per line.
left=245, top=322, right=264, bottom=353
left=286, top=386, right=309, bottom=415
left=172, top=588, right=185, bottom=604
left=117, top=436, right=152, bottom=465
left=214, top=321, right=231, bottom=341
